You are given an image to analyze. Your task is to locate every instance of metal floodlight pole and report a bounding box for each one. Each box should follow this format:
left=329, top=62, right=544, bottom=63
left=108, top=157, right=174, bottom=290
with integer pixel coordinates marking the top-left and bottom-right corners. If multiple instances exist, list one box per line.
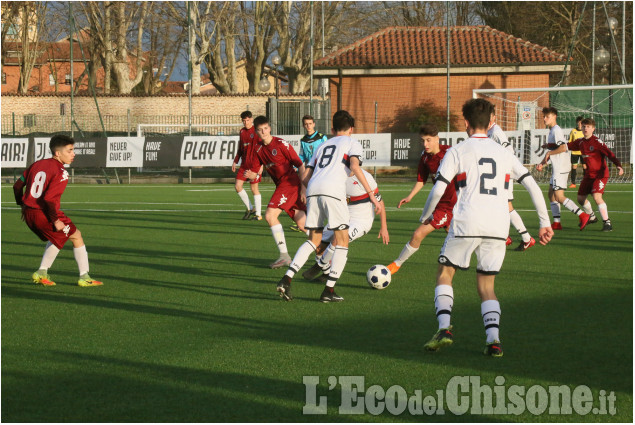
left=591, top=3, right=596, bottom=111
left=622, top=1, right=626, bottom=84
left=446, top=2, right=451, bottom=132
left=310, top=1, right=314, bottom=115
left=69, top=2, right=74, bottom=137
left=187, top=1, right=192, bottom=137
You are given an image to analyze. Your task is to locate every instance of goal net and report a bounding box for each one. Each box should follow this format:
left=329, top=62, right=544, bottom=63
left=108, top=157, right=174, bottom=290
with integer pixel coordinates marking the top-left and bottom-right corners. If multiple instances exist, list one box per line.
left=473, top=85, right=633, bottom=183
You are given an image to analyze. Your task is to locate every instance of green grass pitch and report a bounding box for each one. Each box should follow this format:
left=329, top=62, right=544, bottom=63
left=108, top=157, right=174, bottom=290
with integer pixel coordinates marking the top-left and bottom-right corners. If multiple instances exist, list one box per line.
left=1, top=181, right=632, bottom=422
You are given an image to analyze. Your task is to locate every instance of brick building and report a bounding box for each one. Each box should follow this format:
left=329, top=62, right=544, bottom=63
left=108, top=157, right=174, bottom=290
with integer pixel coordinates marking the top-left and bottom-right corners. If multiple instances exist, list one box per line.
left=313, top=26, right=568, bottom=133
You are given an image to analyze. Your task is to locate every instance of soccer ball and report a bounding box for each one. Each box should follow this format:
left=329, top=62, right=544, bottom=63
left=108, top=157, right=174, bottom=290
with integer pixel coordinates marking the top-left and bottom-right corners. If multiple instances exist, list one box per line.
left=367, top=265, right=391, bottom=289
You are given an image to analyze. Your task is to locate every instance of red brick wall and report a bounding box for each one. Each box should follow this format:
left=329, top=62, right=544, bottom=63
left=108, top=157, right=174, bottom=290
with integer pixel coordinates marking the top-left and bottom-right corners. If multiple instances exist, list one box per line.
left=329, top=73, right=551, bottom=133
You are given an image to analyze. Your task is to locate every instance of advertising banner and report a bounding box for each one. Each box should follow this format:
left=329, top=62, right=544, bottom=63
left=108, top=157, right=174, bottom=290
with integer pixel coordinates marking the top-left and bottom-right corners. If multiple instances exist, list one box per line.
left=106, top=137, right=145, bottom=168
left=0, top=138, right=28, bottom=168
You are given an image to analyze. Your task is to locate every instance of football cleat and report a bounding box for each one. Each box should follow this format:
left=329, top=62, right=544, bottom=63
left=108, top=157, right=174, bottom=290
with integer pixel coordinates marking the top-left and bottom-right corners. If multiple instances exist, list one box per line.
left=319, top=287, right=343, bottom=303
left=242, top=209, right=253, bottom=220
left=602, top=221, right=613, bottom=232
left=578, top=212, right=591, bottom=231
left=424, top=327, right=454, bottom=351
left=77, top=274, right=103, bottom=287
left=250, top=215, right=262, bottom=221
left=515, top=237, right=535, bottom=251
left=588, top=214, right=598, bottom=224
left=568, top=183, right=577, bottom=189
left=484, top=341, right=504, bottom=357
left=277, top=275, right=293, bottom=301
left=386, top=262, right=401, bottom=275
left=551, top=222, right=562, bottom=230
left=270, top=253, right=292, bottom=269
left=32, top=271, right=56, bottom=286
left=505, top=237, right=512, bottom=246
left=302, top=263, right=326, bottom=281
left=289, top=223, right=304, bottom=233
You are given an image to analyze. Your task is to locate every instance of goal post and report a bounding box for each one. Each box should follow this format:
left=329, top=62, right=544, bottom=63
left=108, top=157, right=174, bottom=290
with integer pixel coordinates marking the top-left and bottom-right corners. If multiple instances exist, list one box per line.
left=473, top=84, right=633, bottom=183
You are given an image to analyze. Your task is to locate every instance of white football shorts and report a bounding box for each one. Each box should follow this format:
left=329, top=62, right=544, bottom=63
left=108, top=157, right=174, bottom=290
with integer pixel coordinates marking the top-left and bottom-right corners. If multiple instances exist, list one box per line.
left=321, top=216, right=373, bottom=243
left=438, top=230, right=507, bottom=274
left=305, top=195, right=350, bottom=230
left=550, top=171, right=570, bottom=191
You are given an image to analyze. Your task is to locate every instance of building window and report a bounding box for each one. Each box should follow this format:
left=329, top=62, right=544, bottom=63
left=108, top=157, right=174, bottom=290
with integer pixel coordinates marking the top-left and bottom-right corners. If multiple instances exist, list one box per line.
left=65, top=74, right=71, bottom=84
left=1, top=72, right=6, bottom=84
left=24, top=114, right=36, bottom=127
left=49, top=74, right=55, bottom=86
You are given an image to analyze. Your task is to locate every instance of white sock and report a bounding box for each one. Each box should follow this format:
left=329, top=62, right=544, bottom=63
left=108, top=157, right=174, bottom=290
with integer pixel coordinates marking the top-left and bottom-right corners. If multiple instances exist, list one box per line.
left=582, top=200, right=594, bottom=215
left=434, top=285, right=454, bottom=330
left=598, top=203, right=609, bottom=221
left=326, top=246, right=348, bottom=287
left=318, top=243, right=335, bottom=270
left=286, top=241, right=316, bottom=278
left=237, top=189, right=251, bottom=210
left=394, top=242, right=418, bottom=267
left=39, top=242, right=60, bottom=271
left=550, top=202, right=561, bottom=222
left=254, top=194, right=262, bottom=216
left=481, top=300, right=501, bottom=343
left=73, top=245, right=90, bottom=276
left=271, top=224, right=287, bottom=254
left=562, top=198, right=582, bottom=216
left=510, top=209, right=530, bottom=242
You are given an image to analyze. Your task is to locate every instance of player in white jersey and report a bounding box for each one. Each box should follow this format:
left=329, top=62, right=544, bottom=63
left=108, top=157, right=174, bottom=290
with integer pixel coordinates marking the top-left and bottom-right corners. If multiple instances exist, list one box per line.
left=302, top=169, right=389, bottom=282
left=487, top=114, right=535, bottom=251
left=277, top=110, right=382, bottom=303
left=420, top=99, right=553, bottom=357
left=536, top=107, right=592, bottom=230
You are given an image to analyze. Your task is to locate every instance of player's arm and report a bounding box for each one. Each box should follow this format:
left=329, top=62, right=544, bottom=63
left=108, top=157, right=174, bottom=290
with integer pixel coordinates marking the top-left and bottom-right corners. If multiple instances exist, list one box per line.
left=376, top=198, right=389, bottom=244
left=350, top=157, right=382, bottom=215
left=398, top=181, right=424, bottom=208
left=13, top=174, right=25, bottom=205
left=514, top=162, right=553, bottom=245
left=599, top=144, right=624, bottom=175
left=232, top=139, right=243, bottom=172
left=41, top=181, right=66, bottom=231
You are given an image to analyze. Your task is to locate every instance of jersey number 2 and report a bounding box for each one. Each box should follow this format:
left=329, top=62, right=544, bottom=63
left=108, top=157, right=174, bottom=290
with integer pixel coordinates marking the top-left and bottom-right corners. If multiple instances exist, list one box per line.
left=30, top=171, right=47, bottom=199
left=478, top=158, right=497, bottom=195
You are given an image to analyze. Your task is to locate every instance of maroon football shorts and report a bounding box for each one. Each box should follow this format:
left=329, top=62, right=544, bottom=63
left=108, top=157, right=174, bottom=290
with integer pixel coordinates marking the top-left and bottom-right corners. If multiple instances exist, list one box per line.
left=23, top=208, right=76, bottom=249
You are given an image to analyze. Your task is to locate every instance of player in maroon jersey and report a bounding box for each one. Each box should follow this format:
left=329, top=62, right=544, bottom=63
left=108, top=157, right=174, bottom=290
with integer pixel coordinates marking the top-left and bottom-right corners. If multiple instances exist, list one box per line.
left=12, top=135, right=103, bottom=287
left=232, top=111, right=263, bottom=220
left=566, top=118, right=623, bottom=231
left=244, top=116, right=307, bottom=268
left=387, top=124, right=458, bottom=274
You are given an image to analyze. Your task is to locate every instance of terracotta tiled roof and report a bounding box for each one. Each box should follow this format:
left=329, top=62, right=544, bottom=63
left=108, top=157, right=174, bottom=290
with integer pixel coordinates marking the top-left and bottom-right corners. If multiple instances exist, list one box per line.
left=314, top=26, right=567, bottom=68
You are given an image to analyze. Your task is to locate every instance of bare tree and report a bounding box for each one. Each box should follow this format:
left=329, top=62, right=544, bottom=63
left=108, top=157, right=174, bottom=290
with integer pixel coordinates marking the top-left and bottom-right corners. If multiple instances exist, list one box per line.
left=141, top=2, right=185, bottom=94
left=203, top=1, right=239, bottom=94
left=237, top=1, right=277, bottom=93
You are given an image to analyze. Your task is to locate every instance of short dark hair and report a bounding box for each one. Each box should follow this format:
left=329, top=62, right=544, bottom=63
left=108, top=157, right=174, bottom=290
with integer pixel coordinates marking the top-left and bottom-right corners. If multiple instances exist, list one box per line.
left=332, top=110, right=355, bottom=132
left=419, top=123, right=439, bottom=137
left=253, top=115, right=269, bottom=129
left=302, top=115, right=314, bottom=123
left=50, top=134, right=74, bottom=154
left=240, top=110, right=253, bottom=119
left=542, top=106, right=558, bottom=116
left=576, top=116, right=584, bottom=123
left=581, top=117, right=596, bottom=127
left=462, top=99, right=493, bottom=130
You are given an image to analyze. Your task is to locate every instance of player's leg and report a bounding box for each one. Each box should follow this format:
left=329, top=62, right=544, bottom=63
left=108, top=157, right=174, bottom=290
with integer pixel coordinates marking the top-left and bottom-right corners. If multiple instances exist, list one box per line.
left=235, top=176, right=254, bottom=219
left=249, top=181, right=262, bottom=220
left=292, top=209, right=307, bottom=233
left=33, top=241, right=60, bottom=286
left=508, top=182, right=533, bottom=248
left=548, top=185, right=562, bottom=228
left=320, top=227, right=348, bottom=303
left=509, top=201, right=534, bottom=251
left=577, top=178, right=598, bottom=228
left=302, top=240, right=331, bottom=281
left=592, top=188, right=613, bottom=231
left=555, top=188, right=590, bottom=229
left=570, top=160, right=578, bottom=188
left=68, top=228, right=103, bottom=287
left=265, top=206, right=292, bottom=268
left=474, top=239, right=505, bottom=357
left=424, top=234, right=473, bottom=352
left=284, top=230, right=323, bottom=280
left=388, top=222, right=435, bottom=274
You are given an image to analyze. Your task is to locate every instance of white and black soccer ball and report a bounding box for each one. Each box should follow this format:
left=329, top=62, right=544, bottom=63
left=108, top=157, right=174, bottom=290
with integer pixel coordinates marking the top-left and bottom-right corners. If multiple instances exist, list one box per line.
left=367, top=264, right=391, bottom=289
